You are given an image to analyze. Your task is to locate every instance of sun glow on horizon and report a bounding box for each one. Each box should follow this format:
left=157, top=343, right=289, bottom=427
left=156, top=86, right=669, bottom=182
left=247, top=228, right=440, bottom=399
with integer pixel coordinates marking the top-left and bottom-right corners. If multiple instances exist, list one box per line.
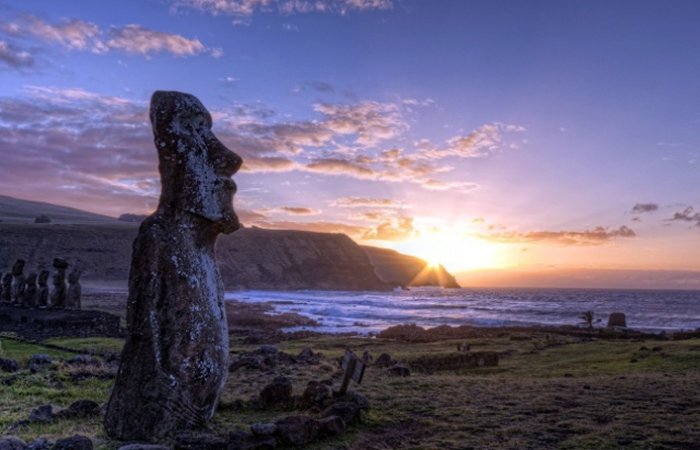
left=389, top=224, right=510, bottom=273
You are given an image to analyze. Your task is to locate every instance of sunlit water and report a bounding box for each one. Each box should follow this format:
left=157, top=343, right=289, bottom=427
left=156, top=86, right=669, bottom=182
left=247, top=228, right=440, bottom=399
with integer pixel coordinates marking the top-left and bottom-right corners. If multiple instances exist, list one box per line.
left=225, top=287, right=700, bottom=334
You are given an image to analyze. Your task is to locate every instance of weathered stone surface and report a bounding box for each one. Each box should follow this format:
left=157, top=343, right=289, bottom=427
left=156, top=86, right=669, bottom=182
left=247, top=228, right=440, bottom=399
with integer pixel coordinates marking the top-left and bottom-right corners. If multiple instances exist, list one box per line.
left=374, top=353, right=393, bottom=368
left=117, top=445, right=169, bottom=450
left=66, top=270, right=82, bottom=310
left=173, top=431, right=228, bottom=450
left=317, top=415, right=346, bottom=436
left=259, top=376, right=292, bottom=407
left=26, top=438, right=49, bottom=450
left=36, top=271, right=49, bottom=308
left=228, top=431, right=277, bottom=450
left=0, top=436, right=26, bottom=450
left=22, top=272, right=37, bottom=307
left=11, top=259, right=25, bottom=305
left=56, top=400, right=100, bottom=419
left=608, top=312, right=627, bottom=328
left=0, top=358, right=19, bottom=373
left=28, top=405, right=52, bottom=423
left=104, top=91, right=242, bottom=441
left=320, top=402, right=362, bottom=425
left=273, top=415, right=320, bottom=446
left=300, top=380, right=332, bottom=408
left=52, top=435, right=92, bottom=450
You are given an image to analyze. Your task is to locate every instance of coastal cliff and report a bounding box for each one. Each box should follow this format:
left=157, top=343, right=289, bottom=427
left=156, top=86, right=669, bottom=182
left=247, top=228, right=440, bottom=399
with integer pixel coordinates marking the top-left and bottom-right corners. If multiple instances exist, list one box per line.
left=0, top=196, right=459, bottom=291
left=362, top=246, right=461, bottom=288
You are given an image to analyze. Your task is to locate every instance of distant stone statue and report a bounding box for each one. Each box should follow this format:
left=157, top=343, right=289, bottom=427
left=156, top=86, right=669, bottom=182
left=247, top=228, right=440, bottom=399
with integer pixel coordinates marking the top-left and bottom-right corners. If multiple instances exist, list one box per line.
left=66, top=269, right=82, bottom=310
left=50, top=258, right=68, bottom=308
left=36, top=270, right=50, bottom=308
left=23, top=272, right=38, bottom=307
left=11, top=259, right=26, bottom=305
left=1, top=273, right=12, bottom=303
left=104, top=91, right=242, bottom=441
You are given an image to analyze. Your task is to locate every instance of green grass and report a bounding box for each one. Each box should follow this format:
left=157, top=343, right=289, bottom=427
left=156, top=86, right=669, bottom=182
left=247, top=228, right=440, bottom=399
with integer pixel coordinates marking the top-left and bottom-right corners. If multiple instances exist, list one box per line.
left=1, top=334, right=699, bottom=449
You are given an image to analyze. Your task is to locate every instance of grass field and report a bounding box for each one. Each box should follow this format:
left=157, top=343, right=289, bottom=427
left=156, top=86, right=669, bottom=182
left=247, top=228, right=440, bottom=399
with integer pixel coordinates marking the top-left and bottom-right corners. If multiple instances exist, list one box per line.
left=1, top=332, right=699, bottom=449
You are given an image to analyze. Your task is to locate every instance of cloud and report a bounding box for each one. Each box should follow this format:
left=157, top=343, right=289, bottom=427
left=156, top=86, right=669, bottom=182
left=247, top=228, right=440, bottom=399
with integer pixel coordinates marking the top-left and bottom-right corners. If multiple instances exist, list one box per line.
left=0, top=14, right=218, bottom=58
left=668, top=206, right=700, bottom=226
left=295, top=81, right=335, bottom=93
left=330, top=197, right=402, bottom=208
left=419, top=122, right=525, bottom=160
left=0, top=39, right=34, bottom=69
left=252, top=220, right=370, bottom=237
left=481, top=225, right=637, bottom=246
left=421, top=179, right=478, bottom=192
left=264, top=206, right=321, bottom=215
left=172, top=0, right=393, bottom=19
left=313, top=101, right=405, bottom=147
left=305, top=158, right=377, bottom=179
left=241, top=156, right=299, bottom=172
left=631, top=203, right=659, bottom=214
left=362, top=216, right=417, bottom=241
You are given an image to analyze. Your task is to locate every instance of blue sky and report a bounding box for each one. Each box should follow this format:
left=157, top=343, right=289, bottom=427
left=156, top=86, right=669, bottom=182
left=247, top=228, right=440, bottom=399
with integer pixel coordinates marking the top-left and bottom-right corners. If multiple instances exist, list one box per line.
left=1, top=0, right=699, bottom=278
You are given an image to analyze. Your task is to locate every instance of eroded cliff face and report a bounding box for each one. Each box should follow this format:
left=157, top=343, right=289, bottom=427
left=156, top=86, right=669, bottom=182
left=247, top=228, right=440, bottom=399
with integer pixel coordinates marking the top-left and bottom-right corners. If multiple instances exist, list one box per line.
left=362, top=245, right=461, bottom=288
left=0, top=224, right=395, bottom=291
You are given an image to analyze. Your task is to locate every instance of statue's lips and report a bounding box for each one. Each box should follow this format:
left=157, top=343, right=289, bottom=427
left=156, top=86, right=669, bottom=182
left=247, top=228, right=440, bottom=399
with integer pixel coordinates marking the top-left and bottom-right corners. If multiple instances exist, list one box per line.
left=220, top=176, right=237, bottom=195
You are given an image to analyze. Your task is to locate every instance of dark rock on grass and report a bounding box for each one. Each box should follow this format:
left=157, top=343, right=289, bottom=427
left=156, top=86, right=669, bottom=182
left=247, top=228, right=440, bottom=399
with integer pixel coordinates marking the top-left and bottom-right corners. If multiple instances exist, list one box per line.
left=607, top=312, right=627, bottom=328
left=0, top=436, right=27, bottom=450
left=28, top=405, right=52, bottom=423
left=117, top=445, right=169, bottom=450
left=53, top=435, right=93, bottom=450
left=274, top=415, right=320, bottom=446
left=259, top=376, right=292, bottom=407
left=228, top=430, right=277, bottom=450
left=318, top=415, right=345, bottom=436
left=250, top=423, right=277, bottom=436
left=334, top=390, right=370, bottom=410
left=229, top=346, right=297, bottom=372
left=387, top=364, right=410, bottom=377
left=296, top=347, right=321, bottom=364
left=56, top=400, right=100, bottom=419
left=66, top=356, right=99, bottom=366
left=173, top=431, right=228, bottom=450
left=321, top=402, right=362, bottom=425
left=26, top=438, right=50, bottom=450
left=1, top=375, right=19, bottom=386
left=27, top=354, right=52, bottom=373
left=301, top=380, right=332, bottom=408
left=0, top=358, right=19, bottom=373
left=374, top=353, right=393, bottom=368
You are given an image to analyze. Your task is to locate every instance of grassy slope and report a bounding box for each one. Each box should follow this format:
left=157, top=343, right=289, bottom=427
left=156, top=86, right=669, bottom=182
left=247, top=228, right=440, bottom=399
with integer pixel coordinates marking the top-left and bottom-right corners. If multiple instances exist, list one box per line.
left=1, top=333, right=699, bottom=449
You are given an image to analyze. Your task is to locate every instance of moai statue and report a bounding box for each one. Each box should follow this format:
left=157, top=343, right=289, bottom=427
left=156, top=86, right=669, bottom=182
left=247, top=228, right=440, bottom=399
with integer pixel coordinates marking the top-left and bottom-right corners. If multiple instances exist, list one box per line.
left=36, top=270, right=50, bottom=308
left=0, top=272, right=3, bottom=303
left=50, top=258, right=68, bottom=309
left=23, top=272, right=38, bottom=307
left=67, top=269, right=82, bottom=310
left=11, top=259, right=26, bottom=305
left=1, top=273, right=12, bottom=303
left=104, top=91, right=242, bottom=441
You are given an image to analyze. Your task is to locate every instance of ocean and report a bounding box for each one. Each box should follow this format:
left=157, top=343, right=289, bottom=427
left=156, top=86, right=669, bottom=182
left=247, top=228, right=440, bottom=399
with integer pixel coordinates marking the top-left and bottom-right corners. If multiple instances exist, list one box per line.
left=225, top=287, right=700, bottom=334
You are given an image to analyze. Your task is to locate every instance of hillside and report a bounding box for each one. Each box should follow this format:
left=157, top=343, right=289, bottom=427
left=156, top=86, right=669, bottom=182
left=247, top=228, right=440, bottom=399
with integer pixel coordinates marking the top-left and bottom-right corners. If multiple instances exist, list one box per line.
left=0, top=195, right=119, bottom=224
left=362, top=245, right=461, bottom=288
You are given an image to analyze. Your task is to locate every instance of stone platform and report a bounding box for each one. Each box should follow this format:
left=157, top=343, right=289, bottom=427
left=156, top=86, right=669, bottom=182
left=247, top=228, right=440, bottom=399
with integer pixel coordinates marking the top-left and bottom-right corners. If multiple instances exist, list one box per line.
left=0, top=305, right=122, bottom=339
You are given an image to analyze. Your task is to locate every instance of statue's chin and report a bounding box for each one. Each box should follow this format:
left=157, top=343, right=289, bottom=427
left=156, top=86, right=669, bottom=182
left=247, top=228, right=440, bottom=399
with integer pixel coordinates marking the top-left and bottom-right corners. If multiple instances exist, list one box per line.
left=218, top=212, right=241, bottom=234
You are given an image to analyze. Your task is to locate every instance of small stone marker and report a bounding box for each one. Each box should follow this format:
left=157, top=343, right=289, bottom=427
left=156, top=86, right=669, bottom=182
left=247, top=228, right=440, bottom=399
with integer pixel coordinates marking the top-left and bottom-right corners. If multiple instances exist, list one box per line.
left=336, top=350, right=365, bottom=395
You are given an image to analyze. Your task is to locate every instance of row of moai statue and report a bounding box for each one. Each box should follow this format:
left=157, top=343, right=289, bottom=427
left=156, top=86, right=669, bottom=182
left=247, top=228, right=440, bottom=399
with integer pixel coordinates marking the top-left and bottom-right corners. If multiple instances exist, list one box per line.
left=0, top=258, right=81, bottom=309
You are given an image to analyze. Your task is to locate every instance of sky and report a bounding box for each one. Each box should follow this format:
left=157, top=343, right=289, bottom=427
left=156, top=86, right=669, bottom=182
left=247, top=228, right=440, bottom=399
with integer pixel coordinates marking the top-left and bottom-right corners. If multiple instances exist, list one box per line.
left=0, top=0, right=699, bottom=284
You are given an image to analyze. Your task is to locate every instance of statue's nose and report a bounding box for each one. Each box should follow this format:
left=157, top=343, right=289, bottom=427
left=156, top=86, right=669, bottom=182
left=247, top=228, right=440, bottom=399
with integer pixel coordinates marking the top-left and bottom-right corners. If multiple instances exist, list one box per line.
left=210, top=136, right=243, bottom=175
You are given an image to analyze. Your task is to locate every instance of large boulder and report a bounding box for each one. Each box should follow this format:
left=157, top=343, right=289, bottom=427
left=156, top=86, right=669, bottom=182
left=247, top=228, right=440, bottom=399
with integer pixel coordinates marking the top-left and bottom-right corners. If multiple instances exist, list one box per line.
left=52, top=435, right=93, bottom=450
left=273, top=415, right=320, bottom=446
left=607, top=312, right=627, bottom=328
left=0, top=358, right=19, bottom=373
left=0, top=436, right=26, bottom=450
left=259, top=376, right=292, bottom=408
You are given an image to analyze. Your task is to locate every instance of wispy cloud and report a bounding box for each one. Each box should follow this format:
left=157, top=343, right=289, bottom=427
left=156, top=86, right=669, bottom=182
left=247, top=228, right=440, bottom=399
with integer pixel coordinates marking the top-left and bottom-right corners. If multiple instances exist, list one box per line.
left=172, top=0, right=393, bottom=20
left=362, top=216, right=418, bottom=241
left=480, top=226, right=636, bottom=246
left=668, top=206, right=700, bottom=227
left=0, top=14, right=219, bottom=59
left=330, top=197, right=402, bottom=208
left=631, top=203, right=659, bottom=214
left=0, top=39, right=34, bottom=69
left=419, top=122, right=525, bottom=160
left=263, top=206, right=321, bottom=215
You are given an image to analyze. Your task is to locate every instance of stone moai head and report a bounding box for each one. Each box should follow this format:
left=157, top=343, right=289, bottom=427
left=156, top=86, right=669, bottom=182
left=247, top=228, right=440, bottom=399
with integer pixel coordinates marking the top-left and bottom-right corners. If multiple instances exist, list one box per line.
left=38, top=270, right=49, bottom=286
left=53, top=258, right=68, bottom=272
left=12, top=259, right=25, bottom=275
left=68, top=269, right=81, bottom=284
left=26, top=272, right=37, bottom=284
left=149, top=91, right=243, bottom=234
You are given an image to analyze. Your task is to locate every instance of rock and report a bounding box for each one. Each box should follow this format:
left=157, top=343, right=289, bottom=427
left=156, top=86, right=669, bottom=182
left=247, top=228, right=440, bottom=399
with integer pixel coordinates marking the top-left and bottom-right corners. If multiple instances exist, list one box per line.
left=28, top=405, right=52, bottom=423
left=117, top=445, right=169, bottom=450
left=374, top=353, right=393, bottom=368
left=296, top=347, right=321, bottom=364
left=387, top=364, right=410, bottom=377
left=607, top=312, right=627, bottom=328
left=56, top=400, right=100, bottom=418
left=104, top=91, right=243, bottom=441
left=11, top=259, right=26, bottom=305
left=336, top=390, right=370, bottom=410
left=66, top=356, right=99, bottom=366
left=318, top=415, right=345, bottom=436
left=260, top=376, right=292, bottom=407
left=26, top=438, right=49, bottom=450
left=27, top=354, right=52, bottom=373
left=0, top=436, right=26, bottom=450
left=300, top=380, right=331, bottom=408
left=274, top=415, right=320, bottom=446
left=52, top=435, right=92, bottom=450
left=321, top=402, right=362, bottom=425
left=228, top=430, right=277, bottom=450
left=0, top=358, right=19, bottom=373
left=250, top=423, right=277, bottom=436
left=173, top=431, right=228, bottom=450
